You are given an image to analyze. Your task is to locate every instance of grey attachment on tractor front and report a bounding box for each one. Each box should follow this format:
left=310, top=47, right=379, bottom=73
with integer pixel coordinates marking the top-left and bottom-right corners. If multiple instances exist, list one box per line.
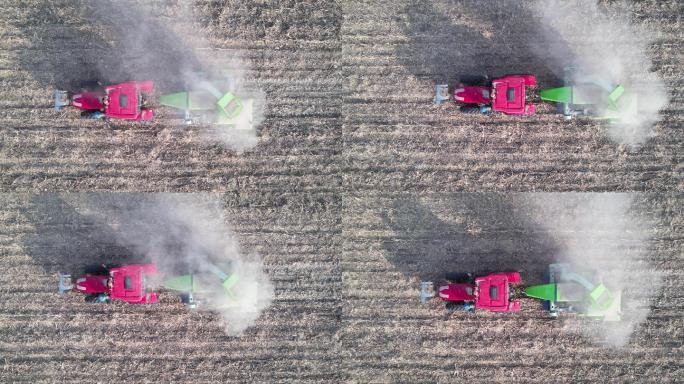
left=420, top=281, right=435, bottom=304
left=58, top=272, right=73, bottom=294
left=54, top=90, right=70, bottom=110
left=434, top=84, right=450, bottom=104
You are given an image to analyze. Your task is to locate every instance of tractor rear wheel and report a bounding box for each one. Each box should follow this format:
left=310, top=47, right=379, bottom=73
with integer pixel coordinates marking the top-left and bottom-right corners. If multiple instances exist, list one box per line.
left=84, top=294, right=99, bottom=303
left=140, top=92, right=159, bottom=109
left=526, top=88, right=541, bottom=104
left=459, top=105, right=481, bottom=114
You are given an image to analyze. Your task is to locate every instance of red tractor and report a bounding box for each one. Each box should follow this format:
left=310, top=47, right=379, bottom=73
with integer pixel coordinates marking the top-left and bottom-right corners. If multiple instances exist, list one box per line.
left=59, top=264, right=159, bottom=304
left=435, top=75, right=537, bottom=116
left=420, top=272, right=522, bottom=313
left=55, top=81, right=155, bottom=121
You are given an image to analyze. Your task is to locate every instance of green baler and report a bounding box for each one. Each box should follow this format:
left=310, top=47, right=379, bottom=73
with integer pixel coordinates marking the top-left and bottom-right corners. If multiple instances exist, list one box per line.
left=159, top=79, right=254, bottom=129
left=161, top=262, right=240, bottom=309
left=525, top=263, right=622, bottom=321
left=539, top=68, right=637, bottom=120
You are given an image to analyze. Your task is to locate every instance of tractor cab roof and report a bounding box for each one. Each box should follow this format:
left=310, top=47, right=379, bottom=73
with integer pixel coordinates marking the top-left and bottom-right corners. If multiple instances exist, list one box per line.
left=474, top=272, right=522, bottom=312
left=104, top=81, right=154, bottom=121
left=491, top=75, right=537, bottom=116
left=109, top=264, right=158, bottom=304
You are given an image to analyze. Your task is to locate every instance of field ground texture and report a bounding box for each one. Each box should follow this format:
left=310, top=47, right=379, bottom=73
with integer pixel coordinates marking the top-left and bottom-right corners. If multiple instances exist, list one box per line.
left=0, top=0, right=682, bottom=383
left=0, top=0, right=680, bottom=192
left=0, top=193, right=342, bottom=382
left=1, top=193, right=681, bottom=382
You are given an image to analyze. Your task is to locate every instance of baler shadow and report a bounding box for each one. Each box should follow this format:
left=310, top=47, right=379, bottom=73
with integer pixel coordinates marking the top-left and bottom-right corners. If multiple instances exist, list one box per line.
left=380, top=194, right=558, bottom=284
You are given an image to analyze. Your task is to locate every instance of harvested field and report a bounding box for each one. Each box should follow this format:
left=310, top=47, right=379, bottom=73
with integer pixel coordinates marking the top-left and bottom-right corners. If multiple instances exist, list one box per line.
left=1, top=193, right=681, bottom=382
left=0, top=0, right=682, bottom=383
left=0, top=0, right=342, bottom=191
left=341, top=193, right=683, bottom=382
left=341, top=0, right=682, bottom=191
left=0, top=193, right=342, bottom=382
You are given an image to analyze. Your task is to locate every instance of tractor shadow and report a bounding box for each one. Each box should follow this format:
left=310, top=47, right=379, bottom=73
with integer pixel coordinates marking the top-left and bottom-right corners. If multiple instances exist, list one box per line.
left=21, top=194, right=140, bottom=276
left=380, top=194, right=558, bottom=285
left=396, top=0, right=570, bottom=87
left=21, top=193, right=230, bottom=281
left=17, top=0, right=203, bottom=92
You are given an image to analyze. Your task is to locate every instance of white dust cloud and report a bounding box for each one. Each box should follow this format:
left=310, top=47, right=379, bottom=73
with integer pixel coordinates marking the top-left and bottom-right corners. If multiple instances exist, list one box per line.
left=532, top=0, right=669, bottom=146
left=529, top=193, right=662, bottom=346
left=70, top=193, right=273, bottom=336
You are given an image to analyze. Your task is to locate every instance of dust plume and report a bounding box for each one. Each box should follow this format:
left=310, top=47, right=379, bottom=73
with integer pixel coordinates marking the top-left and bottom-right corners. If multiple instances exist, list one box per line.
left=67, top=193, right=273, bottom=336
left=528, top=193, right=662, bottom=346
left=88, top=1, right=263, bottom=152
left=531, top=0, right=669, bottom=146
